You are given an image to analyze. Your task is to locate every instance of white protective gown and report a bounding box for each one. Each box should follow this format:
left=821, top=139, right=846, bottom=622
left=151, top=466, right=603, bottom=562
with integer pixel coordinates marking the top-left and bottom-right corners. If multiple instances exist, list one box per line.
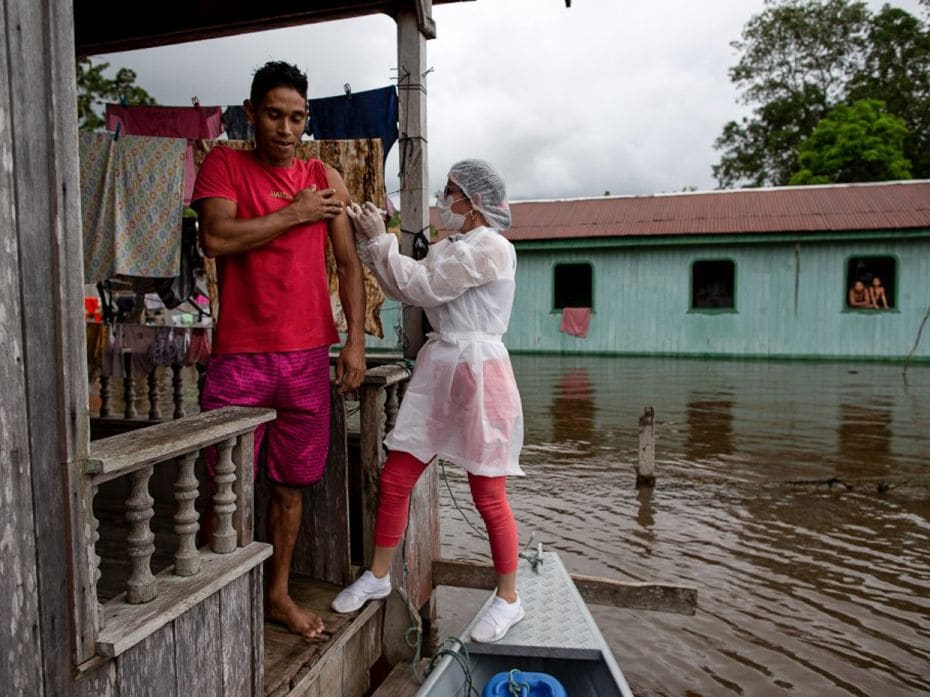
left=358, top=226, right=525, bottom=477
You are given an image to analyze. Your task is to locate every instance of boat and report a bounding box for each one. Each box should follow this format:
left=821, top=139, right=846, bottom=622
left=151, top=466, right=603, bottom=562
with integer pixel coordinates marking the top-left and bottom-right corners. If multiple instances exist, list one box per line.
left=417, top=550, right=635, bottom=696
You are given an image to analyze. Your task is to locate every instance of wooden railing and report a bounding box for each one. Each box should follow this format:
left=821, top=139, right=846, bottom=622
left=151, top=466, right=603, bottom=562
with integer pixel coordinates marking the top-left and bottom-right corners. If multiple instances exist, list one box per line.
left=354, top=363, right=412, bottom=565
left=97, top=358, right=192, bottom=421
left=80, top=406, right=275, bottom=659
left=80, top=359, right=430, bottom=669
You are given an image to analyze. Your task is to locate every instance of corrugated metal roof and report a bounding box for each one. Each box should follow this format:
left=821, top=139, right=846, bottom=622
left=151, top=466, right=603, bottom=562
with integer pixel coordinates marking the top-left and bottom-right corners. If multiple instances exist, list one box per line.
left=429, top=180, right=930, bottom=242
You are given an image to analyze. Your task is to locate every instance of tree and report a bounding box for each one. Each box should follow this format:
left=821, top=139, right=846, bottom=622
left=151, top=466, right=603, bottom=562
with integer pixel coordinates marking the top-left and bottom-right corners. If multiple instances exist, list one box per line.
left=77, top=57, right=156, bottom=130
left=714, top=0, right=870, bottom=188
left=789, top=99, right=911, bottom=184
left=847, top=6, right=930, bottom=177
left=714, top=0, right=930, bottom=187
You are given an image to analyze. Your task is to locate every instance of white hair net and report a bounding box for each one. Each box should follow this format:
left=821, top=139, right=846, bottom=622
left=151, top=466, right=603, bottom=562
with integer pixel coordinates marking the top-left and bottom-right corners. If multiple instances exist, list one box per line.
left=447, top=159, right=511, bottom=231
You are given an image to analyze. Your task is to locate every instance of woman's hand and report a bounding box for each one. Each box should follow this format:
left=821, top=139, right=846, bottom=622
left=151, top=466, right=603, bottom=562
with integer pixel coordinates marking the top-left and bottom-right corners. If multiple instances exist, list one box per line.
left=346, top=201, right=387, bottom=241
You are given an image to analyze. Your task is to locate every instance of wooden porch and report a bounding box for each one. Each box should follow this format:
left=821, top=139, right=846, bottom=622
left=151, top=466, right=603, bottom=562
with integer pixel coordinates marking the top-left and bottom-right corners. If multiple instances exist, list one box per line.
left=87, top=357, right=433, bottom=696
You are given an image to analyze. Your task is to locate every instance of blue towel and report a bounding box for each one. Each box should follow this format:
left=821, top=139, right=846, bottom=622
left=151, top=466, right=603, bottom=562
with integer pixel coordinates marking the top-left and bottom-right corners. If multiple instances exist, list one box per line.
left=221, top=105, right=314, bottom=140
left=308, top=86, right=398, bottom=162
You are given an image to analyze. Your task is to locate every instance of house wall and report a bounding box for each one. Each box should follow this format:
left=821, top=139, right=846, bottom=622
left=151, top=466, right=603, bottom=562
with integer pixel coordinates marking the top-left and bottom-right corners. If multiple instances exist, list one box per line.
left=73, top=571, right=263, bottom=697
left=505, top=236, right=930, bottom=361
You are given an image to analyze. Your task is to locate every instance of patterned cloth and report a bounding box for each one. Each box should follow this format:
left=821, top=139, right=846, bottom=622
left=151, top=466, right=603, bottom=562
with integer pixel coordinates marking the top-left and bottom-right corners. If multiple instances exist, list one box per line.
left=79, top=132, right=187, bottom=282
left=105, top=104, right=225, bottom=205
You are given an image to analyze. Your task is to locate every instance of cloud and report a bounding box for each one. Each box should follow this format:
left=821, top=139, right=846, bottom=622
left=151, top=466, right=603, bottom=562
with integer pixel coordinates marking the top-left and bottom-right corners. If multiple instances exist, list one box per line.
left=95, top=0, right=926, bottom=202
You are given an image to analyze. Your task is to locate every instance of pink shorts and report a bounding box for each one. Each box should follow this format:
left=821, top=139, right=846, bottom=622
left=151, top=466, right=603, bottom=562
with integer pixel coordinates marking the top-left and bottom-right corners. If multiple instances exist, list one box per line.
left=200, top=346, right=331, bottom=487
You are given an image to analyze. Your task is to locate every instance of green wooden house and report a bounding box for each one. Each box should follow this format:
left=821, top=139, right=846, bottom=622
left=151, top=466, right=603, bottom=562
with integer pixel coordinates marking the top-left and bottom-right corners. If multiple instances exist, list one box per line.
left=488, top=180, right=930, bottom=362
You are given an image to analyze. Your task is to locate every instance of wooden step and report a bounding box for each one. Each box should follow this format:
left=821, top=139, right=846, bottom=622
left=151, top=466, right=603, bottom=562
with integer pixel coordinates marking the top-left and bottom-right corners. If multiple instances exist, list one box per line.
left=264, top=574, right=384, bottom=697
left=370, top=659, right=431, bottom=697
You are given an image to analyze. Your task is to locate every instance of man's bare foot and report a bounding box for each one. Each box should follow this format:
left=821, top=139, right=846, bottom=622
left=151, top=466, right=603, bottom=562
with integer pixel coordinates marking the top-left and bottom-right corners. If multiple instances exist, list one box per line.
left=266, top=595, right=325, bottom=640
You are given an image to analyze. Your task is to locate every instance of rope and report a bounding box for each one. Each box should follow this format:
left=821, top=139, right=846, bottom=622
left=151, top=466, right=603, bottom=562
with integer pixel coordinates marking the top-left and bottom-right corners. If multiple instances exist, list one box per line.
left=399, top=497, right=426, bottom=684
left=508, top=669, right=531, bottom=697
left=425, top=637, right=480, bottom=697
left=439, top=459, right=487, bottom=539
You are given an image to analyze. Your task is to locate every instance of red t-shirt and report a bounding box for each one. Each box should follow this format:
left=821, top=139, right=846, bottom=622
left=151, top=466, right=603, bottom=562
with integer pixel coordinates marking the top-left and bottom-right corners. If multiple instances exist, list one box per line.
left=192, top=146, right=339, bottom=354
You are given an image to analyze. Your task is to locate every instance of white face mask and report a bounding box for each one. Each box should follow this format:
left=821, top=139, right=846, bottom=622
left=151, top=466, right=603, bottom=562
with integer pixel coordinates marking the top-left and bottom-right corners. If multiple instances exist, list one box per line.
left=437, top=194, right=469, bottom=230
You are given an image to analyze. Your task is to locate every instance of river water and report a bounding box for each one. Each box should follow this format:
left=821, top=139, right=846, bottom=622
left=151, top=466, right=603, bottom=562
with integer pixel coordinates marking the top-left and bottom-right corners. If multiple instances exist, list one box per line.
left=435, top=355, right=930, bottom=697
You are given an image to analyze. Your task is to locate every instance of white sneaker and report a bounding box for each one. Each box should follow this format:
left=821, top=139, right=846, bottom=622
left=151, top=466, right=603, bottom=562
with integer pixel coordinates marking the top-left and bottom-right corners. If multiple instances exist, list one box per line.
left=331, top=570, right=392, bottom=613
left=470, top=594, right=524, bottom=643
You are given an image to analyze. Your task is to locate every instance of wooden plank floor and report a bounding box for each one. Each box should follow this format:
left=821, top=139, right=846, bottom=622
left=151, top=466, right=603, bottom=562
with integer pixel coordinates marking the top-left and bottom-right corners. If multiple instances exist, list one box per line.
left=264, top=573, right=383, bottom=697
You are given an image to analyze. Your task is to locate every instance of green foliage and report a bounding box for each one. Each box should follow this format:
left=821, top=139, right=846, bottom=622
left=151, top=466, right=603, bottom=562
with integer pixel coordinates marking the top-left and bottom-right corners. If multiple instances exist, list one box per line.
left=848, top=6, right=930, bottom=177
left=77, top=57, right=156, bottom=130
left=790, top=99, right=911, bottom=184
left=714, top=0, right=930, bottom=187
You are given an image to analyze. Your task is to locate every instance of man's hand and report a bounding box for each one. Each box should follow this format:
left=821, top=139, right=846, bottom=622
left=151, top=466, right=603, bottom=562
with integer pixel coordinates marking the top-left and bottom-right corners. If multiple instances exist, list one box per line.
left=346, top=201, right=387, bottom=241
left=334, top=336, right=366, bottom=394
left=292, top=185, right=344, bottom=224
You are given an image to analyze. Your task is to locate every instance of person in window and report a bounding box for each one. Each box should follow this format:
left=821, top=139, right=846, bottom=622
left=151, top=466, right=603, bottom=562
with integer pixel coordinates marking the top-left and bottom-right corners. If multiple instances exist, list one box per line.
left=848, top=280, right=874, bottom=308
left=332, top=159, right=527, bottom=644
left=870, top=276, right=890, bottom=309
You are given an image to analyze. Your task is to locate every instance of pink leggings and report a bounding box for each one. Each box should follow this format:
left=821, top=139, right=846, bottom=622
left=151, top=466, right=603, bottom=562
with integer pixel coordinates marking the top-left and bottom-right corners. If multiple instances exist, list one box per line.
left=375, top=451, right=519, bottom=574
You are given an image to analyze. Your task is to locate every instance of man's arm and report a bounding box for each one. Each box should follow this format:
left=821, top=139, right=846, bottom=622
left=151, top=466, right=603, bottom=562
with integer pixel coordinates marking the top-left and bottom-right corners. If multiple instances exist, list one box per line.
left=196, top=185, right=344, bottom=258
left=327, top=165, right=367, bottom=393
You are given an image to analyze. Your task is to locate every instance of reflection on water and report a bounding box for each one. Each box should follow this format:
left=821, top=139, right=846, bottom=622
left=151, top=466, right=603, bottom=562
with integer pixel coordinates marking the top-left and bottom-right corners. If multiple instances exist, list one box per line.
left=549, top=367, right=598, bottom=454
left=439, top=355, right=930, bottom=697
left=685, top=393, right=734, bottom=462
left=837, top=403, right=893, bottom=482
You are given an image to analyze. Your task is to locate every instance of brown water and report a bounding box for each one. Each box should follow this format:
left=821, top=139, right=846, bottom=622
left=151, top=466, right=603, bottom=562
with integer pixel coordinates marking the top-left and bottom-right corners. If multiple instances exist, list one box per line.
left=436, top=355, right=930, bottom=697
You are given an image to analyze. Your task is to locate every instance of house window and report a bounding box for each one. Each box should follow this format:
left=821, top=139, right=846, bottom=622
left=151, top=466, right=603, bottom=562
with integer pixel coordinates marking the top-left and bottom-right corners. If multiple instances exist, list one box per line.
left=691, top=260, right=735, bottom=310
left=553, top=263, right=592, bottom=309
left=846, top=256, right=895, bottom=309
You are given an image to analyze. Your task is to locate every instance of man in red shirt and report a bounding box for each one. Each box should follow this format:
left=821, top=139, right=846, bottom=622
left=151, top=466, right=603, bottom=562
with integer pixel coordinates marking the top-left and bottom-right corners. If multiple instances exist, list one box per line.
left=193, top=61, right=366, bottom=639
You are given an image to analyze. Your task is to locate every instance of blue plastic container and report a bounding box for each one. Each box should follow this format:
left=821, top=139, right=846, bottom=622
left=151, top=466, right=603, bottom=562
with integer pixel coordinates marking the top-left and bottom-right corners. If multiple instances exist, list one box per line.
left=481, top=670, right=567, bottom=697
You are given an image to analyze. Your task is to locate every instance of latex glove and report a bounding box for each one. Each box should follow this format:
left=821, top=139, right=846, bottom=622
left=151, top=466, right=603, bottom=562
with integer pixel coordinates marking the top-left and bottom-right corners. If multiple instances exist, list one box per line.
left=346, top=201, right=387, bottom=241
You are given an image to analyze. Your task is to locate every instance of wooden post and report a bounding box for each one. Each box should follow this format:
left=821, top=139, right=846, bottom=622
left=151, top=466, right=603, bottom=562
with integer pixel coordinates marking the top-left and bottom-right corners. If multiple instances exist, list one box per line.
left=232, top=432, right=255, bottom=548
left=99, top=373, right=111, bottom=417
left=212, top=437, right=238, bottom=554
left=398, top=5, right=429, bottom=359
left=147, top=369, right=161, bottom=420
left=126, top=465, right=156, bottom=603
left=359, top=384, right=386, bottom=566
left=173, top=451, right=201, bottom=576
left=171, top=363, right=185, bottom=418
left=123, top=351, right=136, bottom=419
left=637, top=406, right=656, bottom=488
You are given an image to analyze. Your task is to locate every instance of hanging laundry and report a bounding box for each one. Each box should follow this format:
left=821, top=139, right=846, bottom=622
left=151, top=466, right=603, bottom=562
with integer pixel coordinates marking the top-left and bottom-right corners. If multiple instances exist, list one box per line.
left=106, top=103, right=225, bottom=205
left=102, top=324, right=125, bottom=378
left=221, top=104, right=313, bottom=141
left=86, top=323, right=108, bottom=373
left=149, top=327, right=182, bottom=366
left=221, top=105, right=253, bottom=140
left=559, top=307, right=591, bottom=338
left=308, top=86, right=398, bottom=162
left=79, top=132, right=187, bottom=283
left=185, top=327, right=212, bottom=367
left=124, top=325, right=158, bottom=375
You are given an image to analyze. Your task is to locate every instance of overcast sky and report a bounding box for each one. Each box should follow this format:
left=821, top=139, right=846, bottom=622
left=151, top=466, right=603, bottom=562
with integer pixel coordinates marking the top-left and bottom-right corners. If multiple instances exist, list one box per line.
left=94, top=0, right=926, bottom=203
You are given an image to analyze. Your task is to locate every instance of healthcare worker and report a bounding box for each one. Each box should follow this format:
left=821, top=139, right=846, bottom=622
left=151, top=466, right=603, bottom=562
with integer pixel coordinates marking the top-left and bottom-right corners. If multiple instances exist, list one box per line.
left=333, top=159, right=525, bottom=643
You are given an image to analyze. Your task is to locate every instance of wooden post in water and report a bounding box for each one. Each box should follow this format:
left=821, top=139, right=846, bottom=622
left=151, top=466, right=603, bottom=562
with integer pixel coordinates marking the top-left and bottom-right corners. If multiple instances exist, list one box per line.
left=637, top=406, right=656, bottom=488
